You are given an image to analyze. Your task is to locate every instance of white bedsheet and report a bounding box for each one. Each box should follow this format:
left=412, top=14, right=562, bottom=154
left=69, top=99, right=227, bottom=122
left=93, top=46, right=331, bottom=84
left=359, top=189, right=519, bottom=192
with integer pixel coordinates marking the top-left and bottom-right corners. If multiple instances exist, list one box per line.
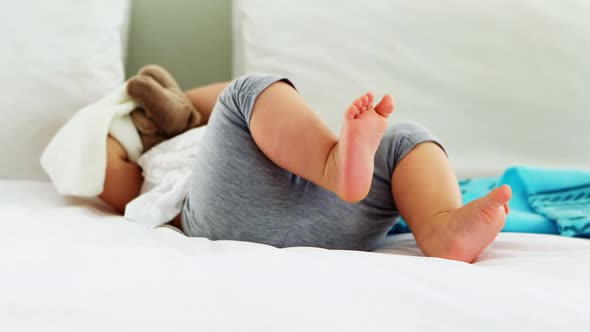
left=1, top=180, right=589, bottom=331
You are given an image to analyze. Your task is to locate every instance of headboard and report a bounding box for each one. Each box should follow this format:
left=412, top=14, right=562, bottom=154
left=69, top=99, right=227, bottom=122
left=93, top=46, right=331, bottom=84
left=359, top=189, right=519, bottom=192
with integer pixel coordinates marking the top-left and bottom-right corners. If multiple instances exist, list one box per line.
left=232, top=0, right=590, bottom=178
left=125, top=0, right=233, bottom=89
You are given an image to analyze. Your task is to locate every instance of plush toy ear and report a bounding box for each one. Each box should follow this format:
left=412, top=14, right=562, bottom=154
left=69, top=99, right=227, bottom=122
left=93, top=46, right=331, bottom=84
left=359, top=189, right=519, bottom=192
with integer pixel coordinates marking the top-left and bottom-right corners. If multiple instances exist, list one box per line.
left=127, top=64, right=205, bottom=151
left=128, top=71, right=190, bottom=136
left=186, top=109, right=202, bottom=129
left=130, top=108, right=158, bottom=135
left=137, top=65, right=203, bottom=131
left=138, top=65, right=181, bottom=90
left=127, top=74, right=168, bottom=111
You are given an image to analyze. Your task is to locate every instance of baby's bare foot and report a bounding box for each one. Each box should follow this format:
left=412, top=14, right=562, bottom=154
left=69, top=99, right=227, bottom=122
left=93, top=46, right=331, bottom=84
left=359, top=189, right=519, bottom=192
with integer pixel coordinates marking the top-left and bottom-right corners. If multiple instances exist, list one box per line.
left=432, top=185, right=512, bottom=262
left=332, top=92, right=394, bottom=202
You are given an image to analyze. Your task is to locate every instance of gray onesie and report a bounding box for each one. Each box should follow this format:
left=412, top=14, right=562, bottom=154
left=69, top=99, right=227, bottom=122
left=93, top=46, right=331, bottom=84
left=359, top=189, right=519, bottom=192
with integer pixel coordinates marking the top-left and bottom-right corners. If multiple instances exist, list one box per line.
left=182, top=74, right=441, bottom=251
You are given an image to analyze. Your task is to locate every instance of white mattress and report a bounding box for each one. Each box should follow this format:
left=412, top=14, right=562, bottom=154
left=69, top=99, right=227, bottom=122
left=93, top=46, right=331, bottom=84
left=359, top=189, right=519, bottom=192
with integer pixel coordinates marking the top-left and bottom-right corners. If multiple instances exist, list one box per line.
left=1, top=180, right=590, bottom=331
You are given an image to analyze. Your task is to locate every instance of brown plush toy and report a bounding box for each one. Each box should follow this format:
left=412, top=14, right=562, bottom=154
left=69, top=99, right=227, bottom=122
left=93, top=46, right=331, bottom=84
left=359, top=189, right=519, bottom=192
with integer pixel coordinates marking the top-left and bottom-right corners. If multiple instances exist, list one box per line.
left=127, top=65, right=202, bottom=151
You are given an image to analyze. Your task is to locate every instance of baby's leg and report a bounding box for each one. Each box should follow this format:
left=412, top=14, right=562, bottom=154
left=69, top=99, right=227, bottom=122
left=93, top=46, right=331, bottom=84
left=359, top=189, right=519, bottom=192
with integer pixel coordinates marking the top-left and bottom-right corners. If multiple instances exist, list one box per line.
left=391, top=140, right=511, bottom=263
left=250, top=79, right=393, bottom=202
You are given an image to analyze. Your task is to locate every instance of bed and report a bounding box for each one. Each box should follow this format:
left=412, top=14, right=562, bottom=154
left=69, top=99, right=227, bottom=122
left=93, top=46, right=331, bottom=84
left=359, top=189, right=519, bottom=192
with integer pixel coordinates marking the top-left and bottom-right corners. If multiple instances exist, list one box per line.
left=2, top=180, right=590, bottom=331
left=2, top=1, right=590, bottom=331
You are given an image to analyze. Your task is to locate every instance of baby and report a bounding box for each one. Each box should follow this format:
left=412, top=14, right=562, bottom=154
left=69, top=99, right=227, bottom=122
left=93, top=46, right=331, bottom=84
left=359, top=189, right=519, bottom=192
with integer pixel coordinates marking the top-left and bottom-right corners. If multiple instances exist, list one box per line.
left=101, top=71, right=512, bottom=263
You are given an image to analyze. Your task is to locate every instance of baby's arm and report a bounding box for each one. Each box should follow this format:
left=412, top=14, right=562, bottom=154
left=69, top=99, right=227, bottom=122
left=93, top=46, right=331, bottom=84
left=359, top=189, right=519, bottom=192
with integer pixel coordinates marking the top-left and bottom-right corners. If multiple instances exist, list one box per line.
left=185, top=82, right=229, bottom=125
left=98, top=136, right=143, bottom=214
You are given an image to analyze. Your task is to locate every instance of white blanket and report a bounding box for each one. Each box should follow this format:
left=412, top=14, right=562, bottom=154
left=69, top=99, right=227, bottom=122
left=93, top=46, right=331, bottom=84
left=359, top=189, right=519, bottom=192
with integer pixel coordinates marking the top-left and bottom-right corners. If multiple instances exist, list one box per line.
left=41, top=84, right=143, bottom=197
left=41, top=82, right=205, bottom=227
left=125, top=126, right=207, bottom=228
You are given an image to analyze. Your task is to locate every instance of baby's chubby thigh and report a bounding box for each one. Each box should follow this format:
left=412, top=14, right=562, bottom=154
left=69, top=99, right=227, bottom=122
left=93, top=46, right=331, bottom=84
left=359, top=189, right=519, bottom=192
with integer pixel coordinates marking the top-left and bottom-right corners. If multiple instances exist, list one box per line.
left=280, top=183, right=398, bottom=250
left=182, top=97, right=308, bottom=247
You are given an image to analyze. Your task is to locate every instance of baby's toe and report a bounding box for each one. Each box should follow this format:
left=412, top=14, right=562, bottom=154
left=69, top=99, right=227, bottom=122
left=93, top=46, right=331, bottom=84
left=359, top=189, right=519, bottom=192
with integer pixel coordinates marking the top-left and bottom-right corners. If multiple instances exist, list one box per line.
left=366, top=92, right=374, bottom=104
left=360, top=94, right=369, bottom=106
left=345, top=104, right=359, bottom=120
left=353, top=97, right=363, bottom=109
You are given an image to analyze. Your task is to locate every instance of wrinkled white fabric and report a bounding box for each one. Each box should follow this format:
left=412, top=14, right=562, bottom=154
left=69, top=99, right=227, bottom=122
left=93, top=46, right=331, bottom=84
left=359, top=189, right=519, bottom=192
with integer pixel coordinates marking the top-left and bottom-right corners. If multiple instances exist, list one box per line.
left=41, top=83, right=142, bottom=197
left=125, top=126, right=207, bottom=228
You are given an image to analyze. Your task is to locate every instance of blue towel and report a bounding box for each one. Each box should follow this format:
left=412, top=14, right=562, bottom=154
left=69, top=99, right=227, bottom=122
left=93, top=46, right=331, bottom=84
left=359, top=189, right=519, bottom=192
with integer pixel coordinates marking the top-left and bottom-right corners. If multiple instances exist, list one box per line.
left=389, top=166, right=590, bottom=238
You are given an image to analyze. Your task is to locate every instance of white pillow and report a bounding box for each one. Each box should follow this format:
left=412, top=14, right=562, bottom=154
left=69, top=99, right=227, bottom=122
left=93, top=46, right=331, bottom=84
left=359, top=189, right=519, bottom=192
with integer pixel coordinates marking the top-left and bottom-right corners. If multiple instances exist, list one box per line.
left=233, top=0, right=590, bottom=177
left=0, top=0, right=131, bottom=179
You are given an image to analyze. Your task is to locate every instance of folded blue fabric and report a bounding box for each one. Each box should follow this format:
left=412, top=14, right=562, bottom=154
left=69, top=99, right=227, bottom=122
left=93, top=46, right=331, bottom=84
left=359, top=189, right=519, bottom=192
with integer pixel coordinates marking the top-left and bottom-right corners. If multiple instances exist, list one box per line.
left=389, top=166, right=590, bottom=238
